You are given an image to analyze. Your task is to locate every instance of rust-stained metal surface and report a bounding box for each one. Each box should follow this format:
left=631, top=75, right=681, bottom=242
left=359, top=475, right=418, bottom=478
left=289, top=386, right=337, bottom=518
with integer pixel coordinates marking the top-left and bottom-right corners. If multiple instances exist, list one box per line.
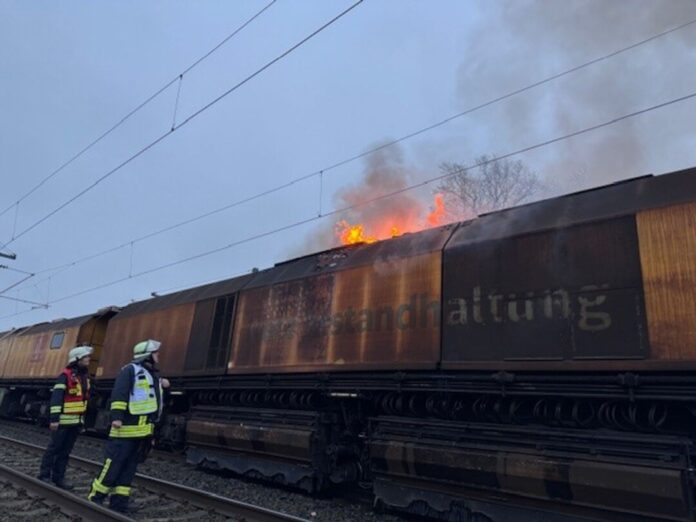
left=114, top=274, right=255, bottom=318
left=1, top=314, right=108, bottom=379
left=229, top=225, right=456, bottom=373
left=184, top=294, right=237, bottom=375
left=185, top=406, right=321, bottom=491
left=0, top=329, right=23, bottom=379
left=3, top=320, right=79, bottom=379
left=99, top=303, right=196, bottom=379
left=99, top=274, right=254, bottom=379
left=83, top=310, right=114, bottom=376
left=441, top=167, right=696, bottom=369
left=443, top=216, right=648, bottom=365
left=637, top=201, right=696, bottom=361
left=187, top=418, right=313, bottom=462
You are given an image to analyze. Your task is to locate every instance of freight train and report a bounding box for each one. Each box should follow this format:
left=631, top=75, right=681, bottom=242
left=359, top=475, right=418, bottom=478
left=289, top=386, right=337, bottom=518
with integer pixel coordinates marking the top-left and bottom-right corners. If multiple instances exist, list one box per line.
left=1, top=166, right=695, bottom=521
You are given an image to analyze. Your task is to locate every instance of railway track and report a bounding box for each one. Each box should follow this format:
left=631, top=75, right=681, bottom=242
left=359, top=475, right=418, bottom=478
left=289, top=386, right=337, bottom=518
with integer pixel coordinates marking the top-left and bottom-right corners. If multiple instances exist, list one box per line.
left=0, top=434, right=310, bottom=522
left=4, top=418, right=686, bottom=521
left=0, top=419, right=402, bottom=521
left=0, top=461, right=133, bottom=521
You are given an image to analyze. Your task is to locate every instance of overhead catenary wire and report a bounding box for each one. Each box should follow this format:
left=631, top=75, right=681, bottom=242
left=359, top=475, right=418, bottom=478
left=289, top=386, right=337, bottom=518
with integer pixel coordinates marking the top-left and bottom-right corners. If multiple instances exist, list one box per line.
left=0, top=294, right=47, bottom=309
left=6, top=14, right=695, bottom=293
left=2, top=88, right=694, bottom=322
left=0, top=265, right=35, bottom=297
left=0, top=265, right=34, bottom=276
left=2, top=15, right=695, bottom=321
left=302, top=17, right=696, bottom=178
left=0, top=274, right=34, bottom=296
left=0, top=0, right=364, bottom=253
left=0, top=0, right=278, bottom=230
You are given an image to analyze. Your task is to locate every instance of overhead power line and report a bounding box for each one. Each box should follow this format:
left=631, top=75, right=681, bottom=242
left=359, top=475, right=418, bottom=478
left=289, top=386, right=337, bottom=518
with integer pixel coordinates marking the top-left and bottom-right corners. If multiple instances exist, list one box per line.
left=0, top=265, right=33, bottom=276
left=0, top=0, right=278, bottom=231
left=8, top=14, right=696, bottom=292
left=308, top=17, right=696, bottom=176
left=0, top=0, right=364, bottom=253
left=2, top=87, right=693, bottom=322
left=0, top=295, right=47, bottom=308
left=0, top=265, right=35, bottom=297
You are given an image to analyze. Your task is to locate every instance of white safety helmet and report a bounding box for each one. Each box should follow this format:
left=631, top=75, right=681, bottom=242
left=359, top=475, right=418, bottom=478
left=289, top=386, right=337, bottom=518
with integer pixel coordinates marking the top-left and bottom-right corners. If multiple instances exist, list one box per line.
left=68, top=345, right=93, bottom=365
left=133, top=339, right=161, bottom=362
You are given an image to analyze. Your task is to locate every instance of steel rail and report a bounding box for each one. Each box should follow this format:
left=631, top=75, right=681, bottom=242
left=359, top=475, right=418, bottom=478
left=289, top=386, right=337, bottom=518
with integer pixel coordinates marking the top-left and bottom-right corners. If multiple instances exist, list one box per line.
left=0, top=460, right=135, bottom=521
left=0, top=434, right=310, bottom=522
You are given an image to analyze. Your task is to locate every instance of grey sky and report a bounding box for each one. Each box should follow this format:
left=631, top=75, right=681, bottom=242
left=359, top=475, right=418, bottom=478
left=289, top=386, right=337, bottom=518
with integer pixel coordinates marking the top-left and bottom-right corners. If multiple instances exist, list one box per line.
left=1, top=0, right=695, bottom=330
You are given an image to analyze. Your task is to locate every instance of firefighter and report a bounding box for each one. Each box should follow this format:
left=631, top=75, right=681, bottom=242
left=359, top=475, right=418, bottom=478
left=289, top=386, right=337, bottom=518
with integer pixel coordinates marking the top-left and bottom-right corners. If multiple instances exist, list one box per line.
left=38, top=345, right=93, bottom=489
left=88, top=339, right=164, bottom=513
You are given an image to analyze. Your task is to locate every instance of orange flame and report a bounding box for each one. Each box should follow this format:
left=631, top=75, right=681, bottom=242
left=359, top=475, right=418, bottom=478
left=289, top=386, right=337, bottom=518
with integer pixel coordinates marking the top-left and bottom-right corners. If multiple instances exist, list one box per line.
left=336, top=221, right=377, bottom=245
left=336, top=194, right=447, bottom=246
left=426, top=194, right=445, bottom=226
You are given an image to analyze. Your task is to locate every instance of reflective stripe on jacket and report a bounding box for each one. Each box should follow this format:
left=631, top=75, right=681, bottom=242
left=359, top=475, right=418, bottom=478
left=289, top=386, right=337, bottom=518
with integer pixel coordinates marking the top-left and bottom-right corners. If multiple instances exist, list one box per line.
left=49, top=367, right=90, bottom=426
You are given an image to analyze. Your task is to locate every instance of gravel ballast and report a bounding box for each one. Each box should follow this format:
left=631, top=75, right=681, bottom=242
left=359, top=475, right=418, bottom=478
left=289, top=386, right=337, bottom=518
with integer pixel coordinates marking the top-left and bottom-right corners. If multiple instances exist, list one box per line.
left=0, top=420, right=404, bottom=522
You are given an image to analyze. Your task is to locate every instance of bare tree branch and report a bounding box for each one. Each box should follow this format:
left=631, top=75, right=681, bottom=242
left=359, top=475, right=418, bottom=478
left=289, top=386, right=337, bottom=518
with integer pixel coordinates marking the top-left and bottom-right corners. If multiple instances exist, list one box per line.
left=436, top=155, right=542, bottom=219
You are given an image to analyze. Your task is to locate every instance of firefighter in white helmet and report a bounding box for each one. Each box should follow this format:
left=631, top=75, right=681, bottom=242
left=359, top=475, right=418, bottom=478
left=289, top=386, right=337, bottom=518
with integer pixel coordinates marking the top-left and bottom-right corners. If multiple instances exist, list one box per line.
left=38, top=344, right=93, bottom=489
left=89, top=339, right=166, bottom=513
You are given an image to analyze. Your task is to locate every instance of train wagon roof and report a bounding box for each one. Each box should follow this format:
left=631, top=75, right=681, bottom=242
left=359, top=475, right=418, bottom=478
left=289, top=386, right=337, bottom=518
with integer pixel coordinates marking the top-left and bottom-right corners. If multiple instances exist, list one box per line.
left=0, top=329, right=19, bottom=341
left=17, top=314, right=97, bottom=336
left=13, top=307, right=118, bottom=336
left=245, top=223, right=458, bottom=289
left=114, top=272, right=257, bottom=319
left=449, top=166, right=696, bottom=246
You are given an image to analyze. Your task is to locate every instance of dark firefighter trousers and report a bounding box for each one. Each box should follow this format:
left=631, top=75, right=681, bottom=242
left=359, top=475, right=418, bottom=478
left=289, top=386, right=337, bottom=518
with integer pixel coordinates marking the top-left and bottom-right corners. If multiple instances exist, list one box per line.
left=89, top=437, right=150, bottom=510
left=39, top=426, right=80, bottom=483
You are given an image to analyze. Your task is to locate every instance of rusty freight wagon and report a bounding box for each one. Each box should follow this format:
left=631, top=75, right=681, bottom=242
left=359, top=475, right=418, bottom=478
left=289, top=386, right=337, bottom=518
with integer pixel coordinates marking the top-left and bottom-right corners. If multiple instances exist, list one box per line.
left=0, top=328, right=23, bottom=416
left=90, top=274, right=256, bottom=437
left=371, top=167, right=696, bottom=522
left=0, top=166, right=695, bottom=521
left=185, top=225, right=453, bottom=491
left=0, top=309, right=115, bottom=421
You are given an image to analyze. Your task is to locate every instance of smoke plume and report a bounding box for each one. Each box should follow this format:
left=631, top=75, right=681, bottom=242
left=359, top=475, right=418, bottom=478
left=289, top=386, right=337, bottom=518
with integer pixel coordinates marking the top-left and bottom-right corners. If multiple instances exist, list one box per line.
left=305, top=145, right=443, bottom=252
left=299, top=1, right=696, bottom=256
left=458, top=0, right=696, bottom=191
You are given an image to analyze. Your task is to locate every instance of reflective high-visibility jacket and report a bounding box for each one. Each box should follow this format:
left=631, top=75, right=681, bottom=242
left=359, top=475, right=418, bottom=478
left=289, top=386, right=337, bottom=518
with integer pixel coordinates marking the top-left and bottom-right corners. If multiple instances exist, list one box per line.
left=49, top=367, right=90, bottom=426
left=108, top=363, right=162, bottom=438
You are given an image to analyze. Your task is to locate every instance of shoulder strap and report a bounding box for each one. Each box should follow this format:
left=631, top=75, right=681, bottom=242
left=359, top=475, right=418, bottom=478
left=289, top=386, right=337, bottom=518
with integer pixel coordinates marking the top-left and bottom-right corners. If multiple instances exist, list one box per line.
left=60, top=367, right=74, bottom=384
